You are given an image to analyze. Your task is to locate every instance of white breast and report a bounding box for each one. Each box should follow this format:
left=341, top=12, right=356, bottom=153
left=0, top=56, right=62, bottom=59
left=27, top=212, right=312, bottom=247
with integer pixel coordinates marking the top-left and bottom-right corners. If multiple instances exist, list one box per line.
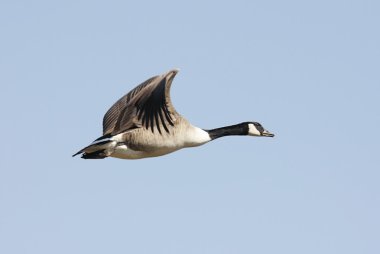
left=183, top=126, right=211, bottom=147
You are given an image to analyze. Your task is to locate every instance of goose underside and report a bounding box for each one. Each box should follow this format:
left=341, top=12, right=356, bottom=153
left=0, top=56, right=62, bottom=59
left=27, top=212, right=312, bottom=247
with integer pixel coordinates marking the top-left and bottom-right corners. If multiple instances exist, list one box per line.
left=73, top=137, right=183, bottom=160
left=110, top=143, right=182, bottom=159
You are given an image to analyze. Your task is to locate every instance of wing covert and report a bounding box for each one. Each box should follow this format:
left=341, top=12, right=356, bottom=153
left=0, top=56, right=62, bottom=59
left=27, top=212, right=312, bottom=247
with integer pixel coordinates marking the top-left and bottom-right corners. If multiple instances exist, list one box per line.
left=102, top=76, right=158, bottom=135
left=103, top=69, right=179, bottom=136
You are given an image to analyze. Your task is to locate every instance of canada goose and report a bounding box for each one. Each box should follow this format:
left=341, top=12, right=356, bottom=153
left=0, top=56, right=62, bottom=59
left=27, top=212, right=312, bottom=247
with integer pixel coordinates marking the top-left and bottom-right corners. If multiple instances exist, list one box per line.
left=73, top=69, right=274, bottom=159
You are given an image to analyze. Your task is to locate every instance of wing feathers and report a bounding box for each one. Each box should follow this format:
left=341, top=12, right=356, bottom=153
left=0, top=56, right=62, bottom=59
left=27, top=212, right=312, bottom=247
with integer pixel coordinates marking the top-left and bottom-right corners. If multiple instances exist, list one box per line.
left=102, top=76, right=158, bottom=135
left=102, top=70, right=179, bottom=136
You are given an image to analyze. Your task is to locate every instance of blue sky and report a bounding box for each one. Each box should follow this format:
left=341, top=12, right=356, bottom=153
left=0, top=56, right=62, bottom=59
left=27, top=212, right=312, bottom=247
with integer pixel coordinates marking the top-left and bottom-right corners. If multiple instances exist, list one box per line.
left=1, top=1, right=379, bottom=253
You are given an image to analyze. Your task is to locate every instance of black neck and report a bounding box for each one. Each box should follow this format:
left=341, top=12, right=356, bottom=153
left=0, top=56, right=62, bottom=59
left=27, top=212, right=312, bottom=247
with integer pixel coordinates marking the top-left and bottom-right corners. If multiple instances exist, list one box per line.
left=205, top=122, right=249, bottom=140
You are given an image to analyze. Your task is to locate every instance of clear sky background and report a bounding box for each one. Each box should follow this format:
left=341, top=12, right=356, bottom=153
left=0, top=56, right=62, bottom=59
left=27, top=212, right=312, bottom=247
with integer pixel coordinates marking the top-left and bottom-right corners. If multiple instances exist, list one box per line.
left=1, top=1, right=379, bottom=253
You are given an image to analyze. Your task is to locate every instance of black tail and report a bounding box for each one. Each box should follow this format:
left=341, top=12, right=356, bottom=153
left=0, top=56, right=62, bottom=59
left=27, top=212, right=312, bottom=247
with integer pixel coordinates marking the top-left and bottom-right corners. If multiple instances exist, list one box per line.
left=81, top=149, right=108, bottom=159
left=73, top=138, right=116, bottom=159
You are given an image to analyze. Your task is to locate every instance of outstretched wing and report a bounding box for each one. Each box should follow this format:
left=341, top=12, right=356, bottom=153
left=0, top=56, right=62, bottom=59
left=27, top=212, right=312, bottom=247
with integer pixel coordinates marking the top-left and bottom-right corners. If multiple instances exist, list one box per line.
left=102, top=69, right=180, bottom=136
left=102, top=75, right=158, bottom=135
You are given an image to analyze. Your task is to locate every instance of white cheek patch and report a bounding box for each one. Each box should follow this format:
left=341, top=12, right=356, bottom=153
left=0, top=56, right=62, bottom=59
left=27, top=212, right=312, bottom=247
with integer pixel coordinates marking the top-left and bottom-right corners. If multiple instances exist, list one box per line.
left=248, top=124, right=261, bottom=136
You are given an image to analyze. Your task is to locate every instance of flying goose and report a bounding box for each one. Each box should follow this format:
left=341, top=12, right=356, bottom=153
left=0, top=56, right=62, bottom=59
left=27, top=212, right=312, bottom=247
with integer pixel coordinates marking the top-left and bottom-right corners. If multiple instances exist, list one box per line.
left=73, top=69, right=274, bottom=159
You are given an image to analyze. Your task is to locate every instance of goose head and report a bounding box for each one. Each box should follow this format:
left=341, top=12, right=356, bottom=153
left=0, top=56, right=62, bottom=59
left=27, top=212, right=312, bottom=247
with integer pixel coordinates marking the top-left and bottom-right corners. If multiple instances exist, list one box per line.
left=247, top=122, right=275, bottom=137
